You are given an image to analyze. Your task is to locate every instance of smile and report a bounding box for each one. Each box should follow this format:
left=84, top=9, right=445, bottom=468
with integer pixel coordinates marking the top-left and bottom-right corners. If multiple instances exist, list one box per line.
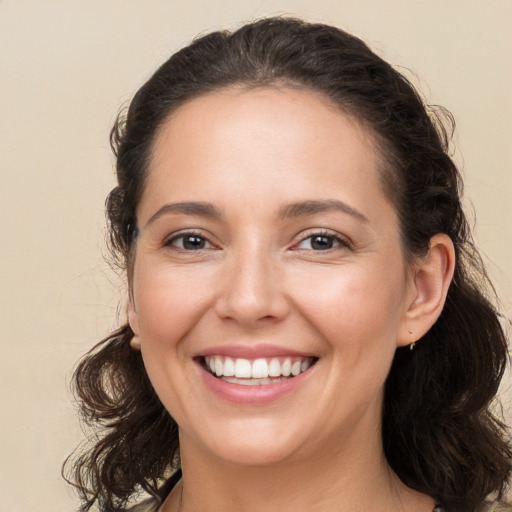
left=203, top=356, right=317, bottom=385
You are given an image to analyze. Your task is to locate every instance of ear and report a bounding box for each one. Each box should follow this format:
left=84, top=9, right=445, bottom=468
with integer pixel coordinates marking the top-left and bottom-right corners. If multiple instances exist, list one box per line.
left=127, top=297, right=142, bottom=350
left=397, top=233, right=455, bottom=348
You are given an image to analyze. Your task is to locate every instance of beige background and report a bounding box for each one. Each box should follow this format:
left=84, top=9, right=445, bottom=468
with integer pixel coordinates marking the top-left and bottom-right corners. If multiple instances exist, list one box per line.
left=1, top=1, right=511, bottom=511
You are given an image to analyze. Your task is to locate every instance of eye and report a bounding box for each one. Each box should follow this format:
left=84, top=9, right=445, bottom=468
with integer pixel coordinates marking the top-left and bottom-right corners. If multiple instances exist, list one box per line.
left=165, top=232, right=214, bottom=251
left=294, top=232, right=349, bottom=251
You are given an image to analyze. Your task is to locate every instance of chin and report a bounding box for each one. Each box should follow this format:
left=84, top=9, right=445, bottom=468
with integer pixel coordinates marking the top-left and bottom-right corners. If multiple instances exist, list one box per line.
left=212, top=441, right=301, bottom=467
left=186, top=418, right=310, bottom=467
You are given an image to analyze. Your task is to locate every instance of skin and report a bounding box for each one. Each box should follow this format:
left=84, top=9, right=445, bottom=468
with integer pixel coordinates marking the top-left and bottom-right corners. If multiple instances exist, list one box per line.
left=128, top=87, right=455, bottom=512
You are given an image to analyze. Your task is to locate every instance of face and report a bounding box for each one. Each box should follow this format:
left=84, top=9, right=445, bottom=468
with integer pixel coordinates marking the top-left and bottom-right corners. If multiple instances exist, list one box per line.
left=128, top=87, right=417, bottom=467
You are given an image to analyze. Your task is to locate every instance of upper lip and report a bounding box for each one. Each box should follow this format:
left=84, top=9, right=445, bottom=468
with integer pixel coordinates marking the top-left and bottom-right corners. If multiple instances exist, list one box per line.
left=195, top=344, right=317, bottom=359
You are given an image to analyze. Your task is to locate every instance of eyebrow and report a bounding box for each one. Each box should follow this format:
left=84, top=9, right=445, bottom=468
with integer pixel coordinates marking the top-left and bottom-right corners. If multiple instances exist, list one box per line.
left=279, top=199, right=369, bottom=223
left=142, top=198, right=369, bottom=229
left=143, top=201, right=222, bottom=228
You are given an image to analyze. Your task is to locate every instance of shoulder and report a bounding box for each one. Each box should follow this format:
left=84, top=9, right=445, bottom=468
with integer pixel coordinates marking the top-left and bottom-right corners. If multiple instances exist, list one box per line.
left=483, top=503, right=512, bottom=512
left=434, top=502, right=512, bottom=512
left=126, top=470, right=182, bottom=512
left=126, top=498, right=160, bottom=512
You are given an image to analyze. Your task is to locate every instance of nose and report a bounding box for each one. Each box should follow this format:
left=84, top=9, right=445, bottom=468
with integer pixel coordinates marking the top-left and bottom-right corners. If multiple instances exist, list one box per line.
left=214, top=245, right=290, bottom=326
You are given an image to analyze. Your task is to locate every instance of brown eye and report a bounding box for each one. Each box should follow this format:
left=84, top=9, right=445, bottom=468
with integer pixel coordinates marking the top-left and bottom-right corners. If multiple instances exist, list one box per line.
left=167, top=233, right=213, bottom=251
left=296, top=233, right=347, bottom=251
left=310, top=235, right=335, bottom=250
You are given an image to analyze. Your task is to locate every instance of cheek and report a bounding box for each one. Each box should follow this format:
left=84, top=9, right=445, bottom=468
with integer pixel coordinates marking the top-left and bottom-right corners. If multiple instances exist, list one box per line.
left=289, top=260, right=406, bottom=354
left=133, top=263, right=214, bottom=349
left=290, top=263, right=406, bottom=418
left=133, top=265, right=217, bottom=421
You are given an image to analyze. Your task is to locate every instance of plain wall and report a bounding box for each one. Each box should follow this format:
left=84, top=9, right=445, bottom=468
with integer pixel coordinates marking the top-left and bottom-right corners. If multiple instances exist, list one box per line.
left=1, top=1, right=511, bottom=510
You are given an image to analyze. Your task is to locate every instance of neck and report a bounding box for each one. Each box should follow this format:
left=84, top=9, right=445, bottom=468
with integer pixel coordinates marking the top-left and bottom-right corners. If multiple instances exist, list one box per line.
left=162, top=426, right=434, bottom=512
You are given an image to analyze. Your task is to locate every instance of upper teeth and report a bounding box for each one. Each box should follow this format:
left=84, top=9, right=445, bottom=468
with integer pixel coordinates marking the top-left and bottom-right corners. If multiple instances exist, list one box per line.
left=204, top=356, right=314, bottom=379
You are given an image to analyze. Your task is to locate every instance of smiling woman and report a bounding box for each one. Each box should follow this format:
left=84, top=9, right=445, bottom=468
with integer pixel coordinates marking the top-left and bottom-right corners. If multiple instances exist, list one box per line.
left=64, top=17, right=511, bottom=512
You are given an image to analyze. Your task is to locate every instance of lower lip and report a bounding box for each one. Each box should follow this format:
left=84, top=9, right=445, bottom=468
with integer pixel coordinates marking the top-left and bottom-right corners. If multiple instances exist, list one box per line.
left=198, top=362, right=314, bottom=405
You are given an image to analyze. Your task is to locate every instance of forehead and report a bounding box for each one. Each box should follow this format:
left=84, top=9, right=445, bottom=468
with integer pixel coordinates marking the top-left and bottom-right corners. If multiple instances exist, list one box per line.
left=153, top=85, right=374, bottom=154
left=140, top=86, right=393, bottom=227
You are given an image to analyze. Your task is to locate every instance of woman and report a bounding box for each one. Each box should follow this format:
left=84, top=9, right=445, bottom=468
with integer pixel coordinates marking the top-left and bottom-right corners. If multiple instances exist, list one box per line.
left=65, top=17, right=511, bottom=512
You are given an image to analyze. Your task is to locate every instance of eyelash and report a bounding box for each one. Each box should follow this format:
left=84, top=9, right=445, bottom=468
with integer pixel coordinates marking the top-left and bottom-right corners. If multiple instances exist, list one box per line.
left=164, top=230, right=216, bottom=251
left=293, top=230, right=352, bottom=252
left=163, top=229, right=351, bottom=253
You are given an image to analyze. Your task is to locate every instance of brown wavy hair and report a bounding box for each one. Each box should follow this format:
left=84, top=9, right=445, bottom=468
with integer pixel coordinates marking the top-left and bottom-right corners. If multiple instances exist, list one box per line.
left=64, top=17, right=511, bottom=512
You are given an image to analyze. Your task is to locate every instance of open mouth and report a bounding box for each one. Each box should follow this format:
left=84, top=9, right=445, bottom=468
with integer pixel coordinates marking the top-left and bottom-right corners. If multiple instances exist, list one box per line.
left=201, top=355, right=318, bottom=386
